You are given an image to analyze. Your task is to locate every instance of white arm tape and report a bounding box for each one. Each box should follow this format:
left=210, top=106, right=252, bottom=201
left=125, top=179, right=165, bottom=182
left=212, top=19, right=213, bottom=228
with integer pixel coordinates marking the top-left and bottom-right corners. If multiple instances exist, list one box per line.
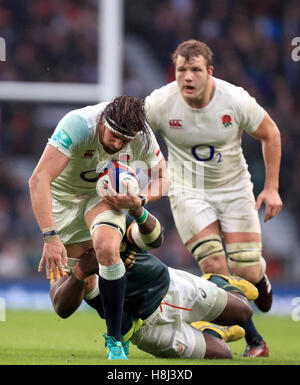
left=130, top=220, right=161, bottom=250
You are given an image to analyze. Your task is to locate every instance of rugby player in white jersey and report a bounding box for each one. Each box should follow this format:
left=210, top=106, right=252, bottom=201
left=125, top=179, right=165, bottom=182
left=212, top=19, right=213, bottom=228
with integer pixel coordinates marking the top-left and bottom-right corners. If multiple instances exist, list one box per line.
left=145, top=40, right=282, bottom=357
left=29, top=95, right=169, bottom=360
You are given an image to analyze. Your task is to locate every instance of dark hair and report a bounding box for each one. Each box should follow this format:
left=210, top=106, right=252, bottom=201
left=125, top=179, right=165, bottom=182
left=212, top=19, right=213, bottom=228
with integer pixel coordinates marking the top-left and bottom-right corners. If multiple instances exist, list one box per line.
left=172, top=39, right=213, bottom=69
left=100, top=95, right=151, bottom=151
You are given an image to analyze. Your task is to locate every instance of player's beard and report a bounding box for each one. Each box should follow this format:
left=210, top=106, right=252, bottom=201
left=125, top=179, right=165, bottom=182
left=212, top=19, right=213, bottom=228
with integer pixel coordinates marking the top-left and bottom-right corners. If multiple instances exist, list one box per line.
left=98, top=124, right=120, bottom=154
left=102, top=144, right=119, bottom=154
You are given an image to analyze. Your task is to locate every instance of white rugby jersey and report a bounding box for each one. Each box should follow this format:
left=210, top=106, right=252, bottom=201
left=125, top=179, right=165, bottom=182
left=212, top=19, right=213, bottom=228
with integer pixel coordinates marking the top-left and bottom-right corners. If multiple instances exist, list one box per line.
left=145, top=78, right=265, bottom=190
left=48, top=103, right=162, bottom=198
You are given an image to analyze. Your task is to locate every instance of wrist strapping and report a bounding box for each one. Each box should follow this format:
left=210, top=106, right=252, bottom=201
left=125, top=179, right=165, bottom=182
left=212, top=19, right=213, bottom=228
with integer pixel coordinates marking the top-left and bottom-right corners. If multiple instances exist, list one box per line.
left=43, top=234, right=61, bottom=243
left=135, top=208, right=148, bottom=224
left=42, top=226, right=58, bottom=238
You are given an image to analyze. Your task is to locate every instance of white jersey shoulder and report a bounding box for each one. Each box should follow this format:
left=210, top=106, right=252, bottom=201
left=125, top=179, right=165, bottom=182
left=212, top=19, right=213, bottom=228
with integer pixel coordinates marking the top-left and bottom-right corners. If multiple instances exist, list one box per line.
left=48, top=103, right=107, bottom=158
left=145, top=81, right=179, bottom=132
left=212, top=78, right=265, bottom=134
left=146, top=78, right=265, bottom=190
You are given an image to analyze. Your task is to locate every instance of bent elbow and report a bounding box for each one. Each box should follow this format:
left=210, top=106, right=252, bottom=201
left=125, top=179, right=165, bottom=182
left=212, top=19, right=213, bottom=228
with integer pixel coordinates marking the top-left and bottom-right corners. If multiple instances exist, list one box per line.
left=28, top=171, right=50, bottom=192
left=55, top=306, right=72, bottom=319
left=269, top=121, right=281, bottom=142
left=148, top=234, right=164, bottom=249
left=28, top=173, right=38, bottom=190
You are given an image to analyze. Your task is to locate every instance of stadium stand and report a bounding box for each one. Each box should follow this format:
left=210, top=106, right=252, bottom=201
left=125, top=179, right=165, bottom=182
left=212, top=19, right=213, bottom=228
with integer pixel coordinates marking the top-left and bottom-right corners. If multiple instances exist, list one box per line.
left=0, top=0, right=300, bottom=284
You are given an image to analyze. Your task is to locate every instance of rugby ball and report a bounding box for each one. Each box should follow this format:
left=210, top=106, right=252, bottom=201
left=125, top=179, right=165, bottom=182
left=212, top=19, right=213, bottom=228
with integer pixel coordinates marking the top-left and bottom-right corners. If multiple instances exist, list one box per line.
left=96, top=160, right=140, bottom=196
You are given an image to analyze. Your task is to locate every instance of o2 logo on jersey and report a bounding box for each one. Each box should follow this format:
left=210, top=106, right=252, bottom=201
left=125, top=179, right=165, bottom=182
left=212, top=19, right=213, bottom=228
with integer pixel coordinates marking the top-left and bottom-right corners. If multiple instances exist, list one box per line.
left=191, top=144, right=222, bottom=163
left=80, top=168, right=99, bottom=182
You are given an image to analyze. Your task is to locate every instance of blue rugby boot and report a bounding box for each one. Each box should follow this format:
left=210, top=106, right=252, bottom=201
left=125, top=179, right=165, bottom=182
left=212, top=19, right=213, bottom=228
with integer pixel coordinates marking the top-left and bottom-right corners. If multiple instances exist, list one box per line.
left=104, top=334, right=128, bottom=360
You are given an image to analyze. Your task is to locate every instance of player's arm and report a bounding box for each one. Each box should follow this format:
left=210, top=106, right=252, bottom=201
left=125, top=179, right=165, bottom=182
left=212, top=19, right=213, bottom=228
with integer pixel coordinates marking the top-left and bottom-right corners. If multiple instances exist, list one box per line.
left=29, top=144, right=70, bottom=279
left=50, top=249, right=99, bottom=319
left=250, top=112, right=283, bottom=222
left=127, top=207, right=164, bottom=250
left=50, top=274, right=86, bottom=318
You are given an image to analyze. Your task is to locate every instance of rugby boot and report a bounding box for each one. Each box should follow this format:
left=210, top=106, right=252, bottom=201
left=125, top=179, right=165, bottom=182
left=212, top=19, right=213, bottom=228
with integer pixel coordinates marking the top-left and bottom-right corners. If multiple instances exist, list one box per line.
left=104, top=334, right=128, bottom=360
left=254, top=274, right=272, bottom=312
left=122, top=317, right=143, bottom=343
left=243, top=339, right=269, bottom=357
left=122, top=340, right=130, bottom=356
left=192, top=321, right=245, bottom=342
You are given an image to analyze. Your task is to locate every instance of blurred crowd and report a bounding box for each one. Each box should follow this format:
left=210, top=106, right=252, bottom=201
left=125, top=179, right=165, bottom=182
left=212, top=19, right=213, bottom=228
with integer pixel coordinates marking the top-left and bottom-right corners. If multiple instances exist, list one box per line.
left=0, top=0, right=98, bottom=83
left=0, top=0, right=300, bottom=281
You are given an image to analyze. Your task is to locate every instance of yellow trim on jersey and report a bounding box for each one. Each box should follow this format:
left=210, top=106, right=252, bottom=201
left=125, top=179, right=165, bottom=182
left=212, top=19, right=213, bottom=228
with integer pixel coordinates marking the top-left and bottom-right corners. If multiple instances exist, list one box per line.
left=126, top=220, right=136, bottom=244
left=49, top=267, right=66, bottom=286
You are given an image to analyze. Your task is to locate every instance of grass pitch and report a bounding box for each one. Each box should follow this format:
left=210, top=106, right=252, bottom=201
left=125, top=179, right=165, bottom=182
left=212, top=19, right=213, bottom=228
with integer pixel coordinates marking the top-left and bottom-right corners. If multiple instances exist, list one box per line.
left=0, top=310, right=299, bottom=365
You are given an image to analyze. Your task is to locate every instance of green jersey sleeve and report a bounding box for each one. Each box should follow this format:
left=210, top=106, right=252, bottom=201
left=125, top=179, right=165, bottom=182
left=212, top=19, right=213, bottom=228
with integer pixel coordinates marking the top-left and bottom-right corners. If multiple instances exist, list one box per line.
left=48, top=113, right=91, bottom=158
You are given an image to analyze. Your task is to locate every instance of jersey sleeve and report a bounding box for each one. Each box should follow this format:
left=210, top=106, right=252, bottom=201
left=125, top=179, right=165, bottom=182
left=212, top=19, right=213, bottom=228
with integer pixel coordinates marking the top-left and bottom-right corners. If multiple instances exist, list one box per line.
left=48, top=113, right=90, bottom=158
left=145, top=90, right=163, bottom=132
left=134, top=126, right=163, bottom=169
left=236, top=88, right=265, bottom=134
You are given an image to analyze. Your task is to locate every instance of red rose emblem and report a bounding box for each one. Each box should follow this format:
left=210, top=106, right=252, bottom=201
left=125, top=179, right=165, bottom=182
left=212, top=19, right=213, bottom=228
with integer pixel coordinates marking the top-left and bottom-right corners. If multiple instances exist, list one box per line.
left=222, top=115, right=231, bottom=123
left=221, top=114, right=232, bottom=127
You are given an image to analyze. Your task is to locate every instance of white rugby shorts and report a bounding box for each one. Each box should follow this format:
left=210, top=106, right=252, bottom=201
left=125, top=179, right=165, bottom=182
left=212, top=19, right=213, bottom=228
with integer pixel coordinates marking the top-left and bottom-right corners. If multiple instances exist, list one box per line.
left=131, top=267, right=228, bottom=358
left=169, top=177, right=261, bottom=244
left=51, top=191, right=125, bottom=245
left=51, top=192, right=101, bottom=245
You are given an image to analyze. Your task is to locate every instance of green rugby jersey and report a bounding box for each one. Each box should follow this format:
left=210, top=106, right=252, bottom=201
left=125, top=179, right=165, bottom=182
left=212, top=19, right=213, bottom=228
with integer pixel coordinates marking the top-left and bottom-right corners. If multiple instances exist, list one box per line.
left=120, top=214, right=170, bottom=320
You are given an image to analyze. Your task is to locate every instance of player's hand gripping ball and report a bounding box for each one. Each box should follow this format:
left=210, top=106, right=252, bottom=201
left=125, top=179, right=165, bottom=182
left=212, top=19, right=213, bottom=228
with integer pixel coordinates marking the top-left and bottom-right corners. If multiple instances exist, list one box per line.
left=96, top=160, right=140, bottom=197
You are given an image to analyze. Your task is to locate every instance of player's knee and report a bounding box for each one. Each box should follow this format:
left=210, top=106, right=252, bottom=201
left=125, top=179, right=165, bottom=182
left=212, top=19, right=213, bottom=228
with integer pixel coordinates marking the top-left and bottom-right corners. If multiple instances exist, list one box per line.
left=227, top=242, right=263, bottom=283
left=231, top=265, right=261, bottom=284
left=230, top=256, right=266, bottom=284
left=90, top=212, right=125, bottom=264
left=200, top=255, right=228, bottom=275
left=187, top=235, right=227, bottom=274
left=93, top=238, right=119, bottom=264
